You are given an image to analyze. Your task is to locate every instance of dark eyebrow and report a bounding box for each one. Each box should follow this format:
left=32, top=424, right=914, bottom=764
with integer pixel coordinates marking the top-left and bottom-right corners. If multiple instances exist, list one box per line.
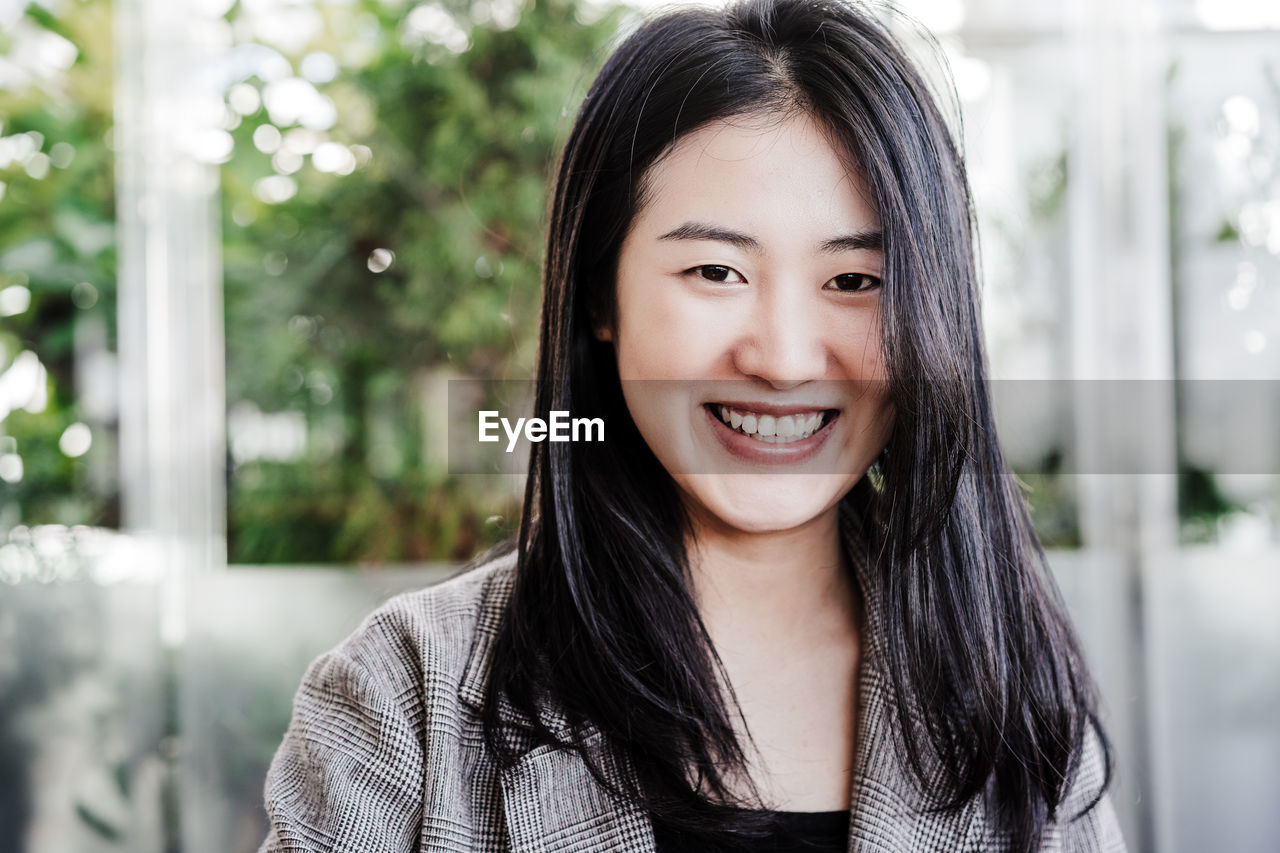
left=657, top=220, right=883, bottom=255
left=657, top=221, right=761, bottom=252
left=820, top=230, right=882, bottom=254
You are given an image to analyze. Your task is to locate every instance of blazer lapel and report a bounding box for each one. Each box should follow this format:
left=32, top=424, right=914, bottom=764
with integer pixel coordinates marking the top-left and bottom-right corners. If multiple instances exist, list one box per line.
left=841, top=506, right=982, bottom=851
left=458, top=567, right=656, bottom=853
left=846, top=666, right=981, bottom=850
left=499, top=737, right=656, bottom=853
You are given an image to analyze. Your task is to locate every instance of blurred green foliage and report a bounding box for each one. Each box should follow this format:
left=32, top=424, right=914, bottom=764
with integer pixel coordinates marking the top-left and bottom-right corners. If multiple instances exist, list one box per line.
left=220, top=0, right=622, bottom=562
left=1, top=0, right=625, bottom=562
left=0, top=0, right=118, bottom=529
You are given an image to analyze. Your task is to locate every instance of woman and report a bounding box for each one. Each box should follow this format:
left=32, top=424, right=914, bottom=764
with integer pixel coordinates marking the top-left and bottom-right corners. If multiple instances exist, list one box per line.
left=261, top=1, right=1126, bottom=851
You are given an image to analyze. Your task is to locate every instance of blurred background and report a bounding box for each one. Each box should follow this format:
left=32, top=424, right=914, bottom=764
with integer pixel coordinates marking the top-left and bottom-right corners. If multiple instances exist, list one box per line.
left=1, top=0, right=1277, bottom=850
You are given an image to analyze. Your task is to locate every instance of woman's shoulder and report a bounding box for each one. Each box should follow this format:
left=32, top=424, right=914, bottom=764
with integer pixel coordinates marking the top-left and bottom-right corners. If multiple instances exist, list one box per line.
left=1048, top=719, right=1126, bottom=850
left=968, top=719, right=1127, bottom=852
left=274, top=545, right=518, bottom=754
left=320, top=545, right=518, bottom=694
left=261, top=547, right=518, bottom=852
left=359, top=545, right=517, bottom=642
left=381, top=543, right=516, bottom=622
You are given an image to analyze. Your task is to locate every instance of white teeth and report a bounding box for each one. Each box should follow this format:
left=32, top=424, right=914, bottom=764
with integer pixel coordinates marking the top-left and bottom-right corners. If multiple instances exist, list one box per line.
left=711, top=405, right=829, bottom=443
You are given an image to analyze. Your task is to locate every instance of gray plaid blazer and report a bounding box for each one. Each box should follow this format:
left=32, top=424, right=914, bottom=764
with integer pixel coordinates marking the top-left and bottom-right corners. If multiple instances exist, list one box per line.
left=261, top=526, right=1127, bottom=852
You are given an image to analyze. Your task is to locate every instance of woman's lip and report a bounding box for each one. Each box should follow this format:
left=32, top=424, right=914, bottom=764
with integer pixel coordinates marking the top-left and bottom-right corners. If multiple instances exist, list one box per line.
left=702, top=404, right=838, bottom=466
left=706, top=401, right=836, bottom=418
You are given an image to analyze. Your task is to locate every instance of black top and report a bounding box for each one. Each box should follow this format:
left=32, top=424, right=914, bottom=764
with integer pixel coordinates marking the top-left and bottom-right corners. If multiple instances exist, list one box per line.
left=652, top=810, right=851, bottom=853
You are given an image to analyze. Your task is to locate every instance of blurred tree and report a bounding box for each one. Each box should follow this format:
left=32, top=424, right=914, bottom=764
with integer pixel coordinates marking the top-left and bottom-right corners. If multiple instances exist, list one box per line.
left=221, top=0, right=624, bottom=563
left=0, top=0, right=119, bottom=531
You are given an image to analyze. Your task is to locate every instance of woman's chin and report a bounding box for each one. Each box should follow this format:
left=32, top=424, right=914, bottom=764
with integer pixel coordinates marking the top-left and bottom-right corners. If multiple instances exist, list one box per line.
left=676, top=472, right=854, bottom=539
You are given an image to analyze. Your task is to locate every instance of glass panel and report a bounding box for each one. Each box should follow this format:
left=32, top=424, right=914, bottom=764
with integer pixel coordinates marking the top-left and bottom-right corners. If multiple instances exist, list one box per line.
left=179, top=565, right=452, bottom=852
left=944, top=34, right=1083, bottom=545
left=1159, top=27, right=1280, bottom=853
left=0, top=562, right=167, bottom=852
left=1167, top=30, right=1280, bottom=544
left=1149, top=549, right=1280, bottom=853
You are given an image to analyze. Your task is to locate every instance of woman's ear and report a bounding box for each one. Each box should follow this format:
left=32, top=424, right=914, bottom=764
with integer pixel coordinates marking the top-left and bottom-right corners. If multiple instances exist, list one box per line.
left=589, top=292, right=615, bottom=342
left=590, top=302, right=615, bottom=342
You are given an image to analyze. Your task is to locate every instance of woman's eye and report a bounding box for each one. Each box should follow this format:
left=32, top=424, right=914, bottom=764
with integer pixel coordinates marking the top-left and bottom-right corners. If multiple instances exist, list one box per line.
left=825, top=273, right=881, bottom=292
left=691, top=264, right=743, bottom=283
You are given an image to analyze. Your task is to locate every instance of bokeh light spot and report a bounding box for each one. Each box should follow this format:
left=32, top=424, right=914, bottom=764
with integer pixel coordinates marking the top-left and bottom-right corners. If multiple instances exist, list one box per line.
left=0, top=285, right=31, bottom=317
left=59, top=422, right=92, bottom=458
left=367, top=248, right=394, bottom=273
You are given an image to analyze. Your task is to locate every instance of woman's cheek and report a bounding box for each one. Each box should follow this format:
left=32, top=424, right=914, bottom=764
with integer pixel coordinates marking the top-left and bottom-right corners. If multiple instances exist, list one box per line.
left=618, top=290, right=733, bottom=381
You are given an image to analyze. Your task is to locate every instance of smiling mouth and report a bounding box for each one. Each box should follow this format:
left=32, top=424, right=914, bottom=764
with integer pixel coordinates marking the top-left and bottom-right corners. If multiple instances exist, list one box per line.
left=706, top=404, right=838, bottom=444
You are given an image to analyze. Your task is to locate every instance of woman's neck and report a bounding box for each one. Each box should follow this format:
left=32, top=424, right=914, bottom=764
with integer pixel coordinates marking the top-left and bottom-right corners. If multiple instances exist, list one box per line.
left=683, top=504, right=864, bottom=811
left=685, top=506, right=860, bottom=654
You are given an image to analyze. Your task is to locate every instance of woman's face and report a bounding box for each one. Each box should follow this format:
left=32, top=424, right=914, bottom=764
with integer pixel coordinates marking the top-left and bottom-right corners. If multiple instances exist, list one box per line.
left=603, top=111, right=894, bottom=540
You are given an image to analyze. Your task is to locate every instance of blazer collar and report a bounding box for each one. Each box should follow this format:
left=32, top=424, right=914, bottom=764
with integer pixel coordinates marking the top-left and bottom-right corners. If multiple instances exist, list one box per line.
left=457, top=556, right=513, bottom=717
left=458, top=557, right=656, bottom=851
left=839, top=503, right=982, bottom=849
left=458, top=510, right=980, bottom=852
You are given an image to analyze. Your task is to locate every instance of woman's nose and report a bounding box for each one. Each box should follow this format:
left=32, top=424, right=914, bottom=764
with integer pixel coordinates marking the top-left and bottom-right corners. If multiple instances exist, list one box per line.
left=730, top=286, right=830, bottom=388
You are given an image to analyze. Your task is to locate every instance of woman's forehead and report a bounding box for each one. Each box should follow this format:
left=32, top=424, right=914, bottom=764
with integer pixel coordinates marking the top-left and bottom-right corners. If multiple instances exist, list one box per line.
left=629, top=111, right=881, bottom=246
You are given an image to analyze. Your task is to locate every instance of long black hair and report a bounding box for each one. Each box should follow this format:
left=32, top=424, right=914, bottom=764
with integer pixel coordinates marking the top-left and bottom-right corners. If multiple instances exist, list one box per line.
left=482, top=1, right=1114, bottom=849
